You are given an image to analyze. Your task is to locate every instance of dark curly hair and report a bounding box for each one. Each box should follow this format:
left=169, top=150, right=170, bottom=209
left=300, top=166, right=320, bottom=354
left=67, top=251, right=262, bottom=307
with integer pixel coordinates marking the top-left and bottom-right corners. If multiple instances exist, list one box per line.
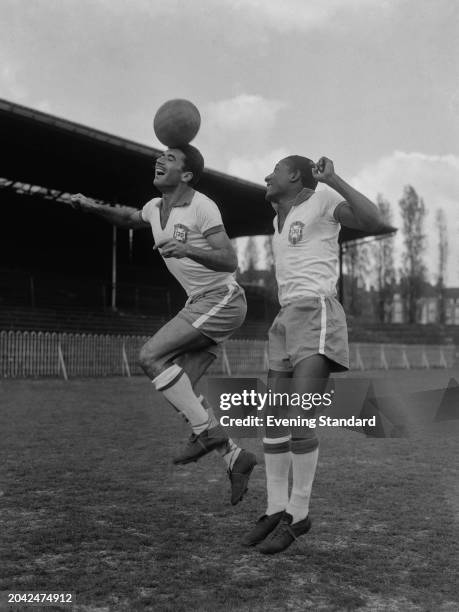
left=283, top=155, right=318, bottom=190
left=179, top=144, right=205, bottom=187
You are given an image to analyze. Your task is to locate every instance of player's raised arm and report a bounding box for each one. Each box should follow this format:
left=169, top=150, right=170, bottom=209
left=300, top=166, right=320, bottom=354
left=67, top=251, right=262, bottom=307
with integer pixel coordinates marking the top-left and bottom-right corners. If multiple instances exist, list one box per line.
left=312, top=157, right=387, bottom=233
left=69, top=193, right=149, bottom=229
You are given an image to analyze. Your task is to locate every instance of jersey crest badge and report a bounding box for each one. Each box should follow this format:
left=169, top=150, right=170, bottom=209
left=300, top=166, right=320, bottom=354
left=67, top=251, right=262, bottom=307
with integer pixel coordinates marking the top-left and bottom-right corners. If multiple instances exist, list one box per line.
left=173, top=223, right=189, bottom=243
left=288, top=221, right=305, bottom=245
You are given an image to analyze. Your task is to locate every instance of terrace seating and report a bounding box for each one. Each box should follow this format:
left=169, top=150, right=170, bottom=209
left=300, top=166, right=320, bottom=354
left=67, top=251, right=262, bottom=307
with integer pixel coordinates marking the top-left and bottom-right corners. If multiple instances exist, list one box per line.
left=1, top=270, right=458, bottom=344
left=0, top=305, right=272, bottom=338
left=0, top=306, right=167, bottom=336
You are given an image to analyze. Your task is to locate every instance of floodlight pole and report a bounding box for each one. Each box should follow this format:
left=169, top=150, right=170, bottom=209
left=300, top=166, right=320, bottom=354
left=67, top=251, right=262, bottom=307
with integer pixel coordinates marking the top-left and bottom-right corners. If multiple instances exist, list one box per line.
left=111, top=224, right=117, bottom=311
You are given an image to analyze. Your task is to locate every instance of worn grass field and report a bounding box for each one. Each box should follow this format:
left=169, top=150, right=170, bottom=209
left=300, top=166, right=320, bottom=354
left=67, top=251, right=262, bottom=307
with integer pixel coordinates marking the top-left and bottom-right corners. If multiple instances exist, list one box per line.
left=0, top=370, right=458, bottom=612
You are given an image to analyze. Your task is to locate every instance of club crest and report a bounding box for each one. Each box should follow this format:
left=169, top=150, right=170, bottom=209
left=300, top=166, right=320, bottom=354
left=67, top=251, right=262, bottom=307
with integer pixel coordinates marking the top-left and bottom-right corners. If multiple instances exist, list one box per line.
left=173, top=223, right=189, bottom=243
left=288, top=221, right=305, bottom=245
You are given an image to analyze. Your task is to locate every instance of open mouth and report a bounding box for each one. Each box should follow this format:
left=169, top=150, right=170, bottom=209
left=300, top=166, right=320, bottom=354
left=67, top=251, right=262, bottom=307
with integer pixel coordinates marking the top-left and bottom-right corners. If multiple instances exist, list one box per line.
left=155, top=166, right=166, bottom=177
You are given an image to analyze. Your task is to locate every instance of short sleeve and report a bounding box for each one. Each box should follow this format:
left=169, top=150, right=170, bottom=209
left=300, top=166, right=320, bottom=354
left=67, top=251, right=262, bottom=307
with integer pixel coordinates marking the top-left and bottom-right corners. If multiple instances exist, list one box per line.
left=196, top=196, right=225, bottom=238
left=319, top=189, right=346, bottom=223
left=141, top=198, right=160, bottom=223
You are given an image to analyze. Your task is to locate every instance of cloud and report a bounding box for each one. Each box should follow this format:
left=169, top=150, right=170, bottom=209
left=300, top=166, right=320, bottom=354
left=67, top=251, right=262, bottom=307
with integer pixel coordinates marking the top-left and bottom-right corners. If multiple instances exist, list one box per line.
left=352, top=151, right=459, bottom=286
left=227, top=147, right=290, bottom=184
left=450, top=90, right=459, bottom=117
left=34, top=100, right=51, bottom=113
left=100, top=0, right=392, bottom=45
left=197, top=96, right=287, bottom=174
left=225, top=0, right=391, bottom=32
left=206, top=95, right=286, bottom=132
left=0, top=61, right=54, bottom=117
left=90, top=0, right=183, bottom=17
left=0, top=63, right=27, bottom=101
left=76, top=0, right=389, bottom=33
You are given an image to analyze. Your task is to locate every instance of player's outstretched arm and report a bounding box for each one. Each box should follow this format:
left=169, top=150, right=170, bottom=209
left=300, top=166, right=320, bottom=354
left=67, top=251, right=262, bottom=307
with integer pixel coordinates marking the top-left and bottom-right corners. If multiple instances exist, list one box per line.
left=312, top=157, right=388, bottom=233
left=69, top=194, right=148, bottom=229
left=154, top=230, right=238, bottom=273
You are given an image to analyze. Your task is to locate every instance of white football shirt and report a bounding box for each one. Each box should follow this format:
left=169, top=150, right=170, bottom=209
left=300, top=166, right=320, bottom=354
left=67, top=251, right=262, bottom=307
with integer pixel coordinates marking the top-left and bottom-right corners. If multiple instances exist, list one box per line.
left=142, top=188, right=236, bottom=297
left=272, top=188, right=345, bottom=306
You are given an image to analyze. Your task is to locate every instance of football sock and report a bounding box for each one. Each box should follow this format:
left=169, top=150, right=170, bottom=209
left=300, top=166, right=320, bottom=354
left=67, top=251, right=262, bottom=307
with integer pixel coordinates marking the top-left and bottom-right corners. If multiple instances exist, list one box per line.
left=286, top=439, right=319, bottom=524
left=263, top=436, right=291, bottom=516
left=199, top=395, right=240, bottom=469
left=153, top=365, right=210, bottom=435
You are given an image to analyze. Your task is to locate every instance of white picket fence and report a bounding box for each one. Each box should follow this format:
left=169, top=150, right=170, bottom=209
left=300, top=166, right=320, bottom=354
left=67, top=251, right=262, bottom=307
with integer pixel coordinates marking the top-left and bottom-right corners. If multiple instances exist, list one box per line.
left=0, top=330, right=456, bottom=379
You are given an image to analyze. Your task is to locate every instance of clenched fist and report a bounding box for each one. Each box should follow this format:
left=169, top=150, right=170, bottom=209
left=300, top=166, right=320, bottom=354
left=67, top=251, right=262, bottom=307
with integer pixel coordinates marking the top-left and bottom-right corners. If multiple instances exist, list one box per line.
left=311, top=157, right=336, bottom=184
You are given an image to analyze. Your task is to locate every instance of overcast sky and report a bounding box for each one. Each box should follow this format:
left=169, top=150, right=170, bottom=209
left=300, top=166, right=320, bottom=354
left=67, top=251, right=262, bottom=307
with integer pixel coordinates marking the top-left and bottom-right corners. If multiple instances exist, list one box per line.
left=1, top=0, right=458, bottom=285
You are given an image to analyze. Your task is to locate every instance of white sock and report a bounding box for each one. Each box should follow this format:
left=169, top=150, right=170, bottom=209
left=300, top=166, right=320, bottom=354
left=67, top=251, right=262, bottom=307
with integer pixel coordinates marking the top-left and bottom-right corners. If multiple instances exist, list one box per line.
left=199, top=395, right=240, bottom=469
left=263, top=437, right=291, bottom=516
left=286, top=448, right=319, bottom=523
left=153, top=366, right=209, bottom=435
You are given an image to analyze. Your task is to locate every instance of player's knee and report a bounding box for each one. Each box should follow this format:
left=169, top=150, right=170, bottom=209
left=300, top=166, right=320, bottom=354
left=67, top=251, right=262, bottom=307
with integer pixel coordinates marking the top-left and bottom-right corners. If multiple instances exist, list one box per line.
left=138, top=343, right=163, bottom=375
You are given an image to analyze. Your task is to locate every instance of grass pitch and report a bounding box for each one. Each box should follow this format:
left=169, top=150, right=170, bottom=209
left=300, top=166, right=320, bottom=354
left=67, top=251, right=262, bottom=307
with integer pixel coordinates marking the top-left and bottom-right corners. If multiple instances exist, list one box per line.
left=0, top=370, right=458, bottom=612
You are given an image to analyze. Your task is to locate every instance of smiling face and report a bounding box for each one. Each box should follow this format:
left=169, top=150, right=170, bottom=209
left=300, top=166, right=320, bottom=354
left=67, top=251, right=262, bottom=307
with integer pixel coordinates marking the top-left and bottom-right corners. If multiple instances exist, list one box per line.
left=154, top=149, right=193, bottom=191
left=264, top=159, right=295, bottom=202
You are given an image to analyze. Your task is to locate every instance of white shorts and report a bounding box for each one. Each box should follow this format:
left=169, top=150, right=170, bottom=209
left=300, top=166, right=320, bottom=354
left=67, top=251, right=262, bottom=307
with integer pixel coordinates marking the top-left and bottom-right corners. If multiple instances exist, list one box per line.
left=177, top=283, right=247, bottom=344
left=268, top=295, right=349, bottom=372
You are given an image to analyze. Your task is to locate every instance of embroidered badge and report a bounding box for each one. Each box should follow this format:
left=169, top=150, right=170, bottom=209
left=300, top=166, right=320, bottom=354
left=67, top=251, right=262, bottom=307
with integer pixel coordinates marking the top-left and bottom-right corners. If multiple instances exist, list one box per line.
left=288, top=221, right=305, bottom=245
left=173, top=223, right=189, bottom=243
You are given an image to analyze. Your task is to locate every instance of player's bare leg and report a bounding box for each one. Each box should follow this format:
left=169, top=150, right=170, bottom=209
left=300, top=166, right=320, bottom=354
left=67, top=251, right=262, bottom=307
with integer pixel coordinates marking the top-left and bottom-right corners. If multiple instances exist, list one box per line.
left=139, top=316, right=212, bottom=379
left=173, top=349, right=257, bottom=504
left=139, top=316, right=228, bottom=457
left=139, top=317, right=256, bottom=495
left=173, top=349, right=242, bottom=466
left=259, top=355, right=331, bottom=554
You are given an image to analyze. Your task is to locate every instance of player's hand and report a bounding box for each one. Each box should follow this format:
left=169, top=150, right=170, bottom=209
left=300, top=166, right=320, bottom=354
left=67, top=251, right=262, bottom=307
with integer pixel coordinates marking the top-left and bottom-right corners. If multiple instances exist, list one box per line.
left=154, top=239, right=189, bottom=259
left=311, top=157, right=336, bottom=184
left=69, top=193, right=97, bottom=212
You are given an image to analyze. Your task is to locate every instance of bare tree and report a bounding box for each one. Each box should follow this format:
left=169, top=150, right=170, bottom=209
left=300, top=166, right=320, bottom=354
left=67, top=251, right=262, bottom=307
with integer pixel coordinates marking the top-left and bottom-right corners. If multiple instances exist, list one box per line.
left=262, top=235, right=278, bottom=300
left=435, top=208, right=449, bottom=324
left=263, top=235, right=275, bottom=271
left=399, top=186, right=426, bottom=323
left=373, top=195, right=396, bottom=323
left=245, top=236, right=259, bottom=275
left=343, top=240, right=372, bottom=318
left=238, top=235, right=272, bottom=290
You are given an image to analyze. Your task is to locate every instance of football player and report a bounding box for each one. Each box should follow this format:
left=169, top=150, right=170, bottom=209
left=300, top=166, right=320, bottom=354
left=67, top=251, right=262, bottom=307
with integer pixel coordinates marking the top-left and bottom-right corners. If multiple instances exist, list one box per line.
left=70, top=144, right=257, bottom=505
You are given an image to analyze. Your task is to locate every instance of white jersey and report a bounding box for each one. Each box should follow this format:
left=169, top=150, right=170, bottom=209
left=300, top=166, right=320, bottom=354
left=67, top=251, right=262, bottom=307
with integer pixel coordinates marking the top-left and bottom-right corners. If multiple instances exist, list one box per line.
left=272, top=188, right=345, bottom=306
left=141, top=188, right=236, bottom=297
